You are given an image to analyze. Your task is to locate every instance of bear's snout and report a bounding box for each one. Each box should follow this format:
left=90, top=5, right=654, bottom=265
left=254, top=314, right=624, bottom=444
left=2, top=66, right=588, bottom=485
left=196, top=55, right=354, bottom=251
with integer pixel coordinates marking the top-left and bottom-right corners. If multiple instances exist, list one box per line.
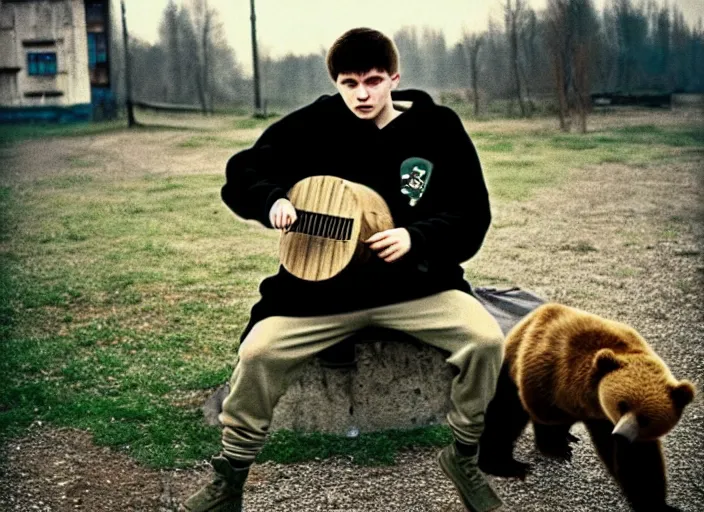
left=612, top=412, right=639, bottom=442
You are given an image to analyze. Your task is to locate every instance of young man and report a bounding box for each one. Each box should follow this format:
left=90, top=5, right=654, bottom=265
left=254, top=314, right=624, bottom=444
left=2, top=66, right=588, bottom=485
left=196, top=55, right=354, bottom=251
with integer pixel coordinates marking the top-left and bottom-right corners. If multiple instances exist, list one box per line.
left=183, top=28, right=504, bottom=512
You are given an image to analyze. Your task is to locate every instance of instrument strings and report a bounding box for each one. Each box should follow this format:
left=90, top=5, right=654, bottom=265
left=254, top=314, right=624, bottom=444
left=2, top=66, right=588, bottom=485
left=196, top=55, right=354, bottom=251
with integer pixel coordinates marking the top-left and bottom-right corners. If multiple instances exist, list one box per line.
left=289, top=209, right=354, bottom=241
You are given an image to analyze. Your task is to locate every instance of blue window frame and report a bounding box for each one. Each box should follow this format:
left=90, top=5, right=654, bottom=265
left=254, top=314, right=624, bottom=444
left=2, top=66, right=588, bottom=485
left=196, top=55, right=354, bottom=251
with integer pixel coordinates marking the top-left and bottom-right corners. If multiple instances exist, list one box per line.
left=87, top=33, right=107, bottom=68
left=27, top=52, right=57, bottom=76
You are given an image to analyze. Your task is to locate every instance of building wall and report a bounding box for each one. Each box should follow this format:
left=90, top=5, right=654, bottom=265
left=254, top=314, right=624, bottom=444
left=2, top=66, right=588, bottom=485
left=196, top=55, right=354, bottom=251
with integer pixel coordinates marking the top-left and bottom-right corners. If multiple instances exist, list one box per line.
left=0, top=0, right=90, bottom=107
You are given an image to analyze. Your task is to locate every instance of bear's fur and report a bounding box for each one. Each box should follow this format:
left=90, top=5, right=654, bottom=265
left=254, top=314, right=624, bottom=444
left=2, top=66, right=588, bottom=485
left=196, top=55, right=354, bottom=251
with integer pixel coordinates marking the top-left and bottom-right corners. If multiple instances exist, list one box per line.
left=478, top=303, right=695, bottom=512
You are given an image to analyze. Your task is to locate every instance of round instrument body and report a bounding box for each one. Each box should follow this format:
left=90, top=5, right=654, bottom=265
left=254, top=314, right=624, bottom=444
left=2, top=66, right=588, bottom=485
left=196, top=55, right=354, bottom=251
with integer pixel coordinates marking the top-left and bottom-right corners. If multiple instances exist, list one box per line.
left=280, top=175, right=395, bottom=281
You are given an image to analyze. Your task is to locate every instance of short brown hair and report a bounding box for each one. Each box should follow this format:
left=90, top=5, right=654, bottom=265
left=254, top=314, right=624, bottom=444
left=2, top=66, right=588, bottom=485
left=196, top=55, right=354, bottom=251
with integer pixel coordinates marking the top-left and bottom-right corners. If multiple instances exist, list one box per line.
left=326, top=28, right=399, bottom=81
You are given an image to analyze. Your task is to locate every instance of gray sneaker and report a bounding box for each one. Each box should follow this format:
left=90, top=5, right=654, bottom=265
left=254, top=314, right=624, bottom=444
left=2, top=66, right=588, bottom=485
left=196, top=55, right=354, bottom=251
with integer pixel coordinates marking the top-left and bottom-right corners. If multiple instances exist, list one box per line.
left=438, top=444, right=503, bottom=512
left=181, top=455, right=250, bottom=512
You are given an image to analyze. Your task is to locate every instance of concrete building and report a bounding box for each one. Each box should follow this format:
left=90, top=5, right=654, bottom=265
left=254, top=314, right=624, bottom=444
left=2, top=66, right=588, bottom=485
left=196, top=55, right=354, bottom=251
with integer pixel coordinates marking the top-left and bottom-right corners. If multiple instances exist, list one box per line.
left=0, top=0, right=116, bottom=122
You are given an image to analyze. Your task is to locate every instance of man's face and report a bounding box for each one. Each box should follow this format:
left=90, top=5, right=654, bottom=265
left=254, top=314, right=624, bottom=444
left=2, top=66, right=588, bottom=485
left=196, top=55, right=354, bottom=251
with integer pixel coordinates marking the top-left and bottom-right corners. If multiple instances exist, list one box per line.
left=335, top=69, right=400, bottom=122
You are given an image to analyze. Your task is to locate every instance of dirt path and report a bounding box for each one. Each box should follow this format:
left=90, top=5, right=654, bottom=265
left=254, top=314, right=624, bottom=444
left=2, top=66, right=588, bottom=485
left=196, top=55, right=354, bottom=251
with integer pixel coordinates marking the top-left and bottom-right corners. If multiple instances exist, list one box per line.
left=1, top=114, right=702, bottom=511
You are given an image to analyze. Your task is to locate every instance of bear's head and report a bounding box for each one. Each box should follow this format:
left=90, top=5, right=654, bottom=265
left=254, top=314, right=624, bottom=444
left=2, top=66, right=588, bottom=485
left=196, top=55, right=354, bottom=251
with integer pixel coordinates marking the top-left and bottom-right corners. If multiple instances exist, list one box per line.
left=594, top=348, right=695, bottom=442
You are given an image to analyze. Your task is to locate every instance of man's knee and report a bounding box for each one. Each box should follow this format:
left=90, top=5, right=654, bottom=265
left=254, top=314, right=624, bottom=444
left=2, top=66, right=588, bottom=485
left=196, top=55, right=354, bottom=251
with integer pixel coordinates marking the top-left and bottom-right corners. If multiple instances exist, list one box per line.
left=481, top=331, right=505, bottom=360
left=237, top=335, right=276, bottom=365
left=459, top=324, right=504, bottom=360
left=236, top=318, right=289, bottom=364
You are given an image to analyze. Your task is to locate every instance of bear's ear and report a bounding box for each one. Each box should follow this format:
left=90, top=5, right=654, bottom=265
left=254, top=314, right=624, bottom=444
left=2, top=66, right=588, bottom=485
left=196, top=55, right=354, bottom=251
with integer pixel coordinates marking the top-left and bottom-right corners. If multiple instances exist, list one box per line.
left=593, top=349, right=624, bottom=376
left=671, top=380, right=695, bottom=410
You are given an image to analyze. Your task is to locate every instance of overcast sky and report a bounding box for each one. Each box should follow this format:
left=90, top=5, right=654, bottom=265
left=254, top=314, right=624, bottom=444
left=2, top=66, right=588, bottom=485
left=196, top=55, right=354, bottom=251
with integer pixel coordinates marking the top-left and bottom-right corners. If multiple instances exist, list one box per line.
left=124, top=0, right=704, bottom=75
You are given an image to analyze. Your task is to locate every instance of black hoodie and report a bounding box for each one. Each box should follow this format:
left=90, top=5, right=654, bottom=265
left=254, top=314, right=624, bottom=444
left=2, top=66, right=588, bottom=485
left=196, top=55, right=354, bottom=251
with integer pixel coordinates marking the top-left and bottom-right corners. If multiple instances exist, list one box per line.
left=222, top=90, right=492, bottom=339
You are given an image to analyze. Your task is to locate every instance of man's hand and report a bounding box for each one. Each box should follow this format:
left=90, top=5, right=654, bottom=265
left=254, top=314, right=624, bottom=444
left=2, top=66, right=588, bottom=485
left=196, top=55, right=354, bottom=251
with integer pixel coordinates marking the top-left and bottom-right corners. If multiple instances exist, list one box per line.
left=269, top=198, right=297, bottom=230
left=365, top=228, right=411, bottom=263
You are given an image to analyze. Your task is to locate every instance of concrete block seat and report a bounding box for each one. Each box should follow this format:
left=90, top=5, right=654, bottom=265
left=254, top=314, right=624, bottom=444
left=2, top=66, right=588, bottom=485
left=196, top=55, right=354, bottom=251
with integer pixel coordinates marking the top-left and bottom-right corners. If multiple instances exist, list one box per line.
left=203, top=327, right=455, bottom=436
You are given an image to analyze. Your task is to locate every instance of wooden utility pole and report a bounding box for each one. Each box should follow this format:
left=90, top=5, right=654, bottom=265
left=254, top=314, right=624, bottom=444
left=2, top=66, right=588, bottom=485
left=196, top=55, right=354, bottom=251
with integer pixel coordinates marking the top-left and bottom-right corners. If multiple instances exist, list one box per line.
left=249, top=0, right=262, bottom=116
left=121, top=0, right=136, bottom=127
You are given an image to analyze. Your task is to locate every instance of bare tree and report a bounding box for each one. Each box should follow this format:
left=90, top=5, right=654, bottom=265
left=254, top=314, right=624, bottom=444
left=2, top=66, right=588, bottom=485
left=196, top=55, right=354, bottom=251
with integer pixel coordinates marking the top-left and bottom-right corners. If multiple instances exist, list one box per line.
left=190, top=0, right=214, bottom=114
left=421, top=27, right=448, bottom=90
left=393, top=27, right=424, bottom=88
left=571, top=0, right=599, bottom=133
left=465, top=34, right=484, bottom=116
left=504, top=0, right=527, bottom=116
left=158, top=0, right=181, bottom=102
left=175, top=7, right=199, bottom=104
left=448, top=42, right=468, bottom=90
left=573, top=43, right=589, bottom=132
left=519, top=8, right=538, bottom=115
left=128, top=8, right=704, bottom=114
left=547, top=0, right=570, bottom=131
left=611, top=0, right=649, bottom=93
left=547, top=0, right=599, bottom=133
left=208, top=13, right=243, bottom=107
left=654, top=5, right=671, bottom=90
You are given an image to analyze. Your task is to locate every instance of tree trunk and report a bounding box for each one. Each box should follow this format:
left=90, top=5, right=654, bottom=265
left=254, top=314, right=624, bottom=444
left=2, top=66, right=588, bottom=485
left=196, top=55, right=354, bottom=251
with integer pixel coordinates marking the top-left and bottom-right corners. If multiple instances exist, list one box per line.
left=573, top=44, right=589, bottom=133
left=469, top=36, right=483, bottom=117
left=472, top=65, right=480, bottom=116
left=505, top=0, right=526, bottom=117
left=519, top=63, right=534, bottom=117
left=201, top=10, right=210, bottom=115
left=511, top=23, right=525, bottom=117
left=547, top=0, right=569, bottom=132
left=552, top=50, right=569, bottom=132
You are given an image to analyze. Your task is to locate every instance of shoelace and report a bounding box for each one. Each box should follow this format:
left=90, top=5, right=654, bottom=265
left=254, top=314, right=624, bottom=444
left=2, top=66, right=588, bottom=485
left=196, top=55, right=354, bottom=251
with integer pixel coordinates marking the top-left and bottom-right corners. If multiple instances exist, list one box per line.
left=454, top=452, right=487, bottom=489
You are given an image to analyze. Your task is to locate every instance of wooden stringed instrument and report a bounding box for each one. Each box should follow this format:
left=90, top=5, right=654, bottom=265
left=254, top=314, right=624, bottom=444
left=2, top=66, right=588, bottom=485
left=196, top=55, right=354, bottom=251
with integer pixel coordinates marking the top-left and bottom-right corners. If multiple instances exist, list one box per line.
left=280, top=175, right=395, bottom=281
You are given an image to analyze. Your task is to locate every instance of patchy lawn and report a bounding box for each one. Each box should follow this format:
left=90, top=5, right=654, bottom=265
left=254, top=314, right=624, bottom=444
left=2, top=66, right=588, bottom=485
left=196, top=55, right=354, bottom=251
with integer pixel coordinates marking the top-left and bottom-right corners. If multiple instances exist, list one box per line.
left=1, top=109, right=702, bottom=511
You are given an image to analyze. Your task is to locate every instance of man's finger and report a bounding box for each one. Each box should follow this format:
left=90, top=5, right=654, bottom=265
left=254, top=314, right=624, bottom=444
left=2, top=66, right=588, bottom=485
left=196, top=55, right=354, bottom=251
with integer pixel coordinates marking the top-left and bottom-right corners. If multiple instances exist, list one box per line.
left=378, top=243, right=398, bottom=259
left=383, top=248, right=404, bottom=262
left=365, top=231, right=389, bottom=244
left=369, top=237, right=396, bottom=251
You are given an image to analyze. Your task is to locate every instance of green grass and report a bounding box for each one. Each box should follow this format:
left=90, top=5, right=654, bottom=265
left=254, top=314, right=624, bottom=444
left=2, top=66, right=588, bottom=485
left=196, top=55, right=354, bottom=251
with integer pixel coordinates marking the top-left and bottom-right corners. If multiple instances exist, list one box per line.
left=441, top=97, right=559, bottom=120
left=0, top=120, right=127, bottom=146
left=232, top=114, right=281, bottom=130
left=177, top=135, right=254, bottom=149
left=0, top=171, right=267, bottom=467
left=1, top=115, right=702, bottom=469
left=475, top=124, right=704, bottom=201
left=476, top=141, right=514, bottom=153
left=548, top=125, right=704, bottom=152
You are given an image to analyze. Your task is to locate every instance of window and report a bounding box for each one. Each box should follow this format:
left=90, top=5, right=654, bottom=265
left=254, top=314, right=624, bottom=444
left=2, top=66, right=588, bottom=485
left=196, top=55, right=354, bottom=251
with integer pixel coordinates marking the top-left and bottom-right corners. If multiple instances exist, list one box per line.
left=85, top=3, right=104, bottom=25
left=87, top=33, right=107, bottom=68
left=27, top=52, right=57, bottom=76
left=87, top=32, right=109, bottom=85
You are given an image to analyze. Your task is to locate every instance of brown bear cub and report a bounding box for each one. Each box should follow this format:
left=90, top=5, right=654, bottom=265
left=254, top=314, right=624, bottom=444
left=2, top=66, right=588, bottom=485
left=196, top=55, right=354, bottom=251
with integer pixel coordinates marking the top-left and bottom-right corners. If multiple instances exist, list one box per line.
left=478, top=303, right=695, bottom=512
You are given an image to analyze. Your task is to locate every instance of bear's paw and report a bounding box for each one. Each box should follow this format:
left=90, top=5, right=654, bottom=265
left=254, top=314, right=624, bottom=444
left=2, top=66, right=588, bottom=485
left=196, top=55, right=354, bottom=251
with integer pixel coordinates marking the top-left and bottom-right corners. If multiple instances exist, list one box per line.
left=535, top=430, right=581, bottom=460
left=478, top=452, right=531, bottom=481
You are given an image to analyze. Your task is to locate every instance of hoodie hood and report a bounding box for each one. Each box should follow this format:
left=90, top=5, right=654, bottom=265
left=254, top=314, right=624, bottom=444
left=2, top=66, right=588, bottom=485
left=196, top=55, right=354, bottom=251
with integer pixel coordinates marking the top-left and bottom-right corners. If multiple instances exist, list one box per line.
left=391, top=89, right=436, bottom=108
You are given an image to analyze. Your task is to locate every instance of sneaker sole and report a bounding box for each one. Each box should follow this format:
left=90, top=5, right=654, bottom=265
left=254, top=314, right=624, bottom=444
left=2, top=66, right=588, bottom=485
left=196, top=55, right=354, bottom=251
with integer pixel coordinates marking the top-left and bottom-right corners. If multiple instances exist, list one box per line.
left=437, top=450, right=502, bottom=512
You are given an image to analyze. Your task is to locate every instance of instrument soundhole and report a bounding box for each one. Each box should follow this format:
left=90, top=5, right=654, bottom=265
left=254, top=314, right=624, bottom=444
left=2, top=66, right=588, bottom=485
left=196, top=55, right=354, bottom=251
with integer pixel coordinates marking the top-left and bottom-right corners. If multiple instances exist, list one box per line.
left=289, top=209, right=354, bottom=241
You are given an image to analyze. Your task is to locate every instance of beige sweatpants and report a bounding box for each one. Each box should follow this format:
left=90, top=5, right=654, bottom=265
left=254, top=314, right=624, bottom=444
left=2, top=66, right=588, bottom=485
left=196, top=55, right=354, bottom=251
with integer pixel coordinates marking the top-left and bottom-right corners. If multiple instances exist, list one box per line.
left=219, top=290, right=504, bottom=462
